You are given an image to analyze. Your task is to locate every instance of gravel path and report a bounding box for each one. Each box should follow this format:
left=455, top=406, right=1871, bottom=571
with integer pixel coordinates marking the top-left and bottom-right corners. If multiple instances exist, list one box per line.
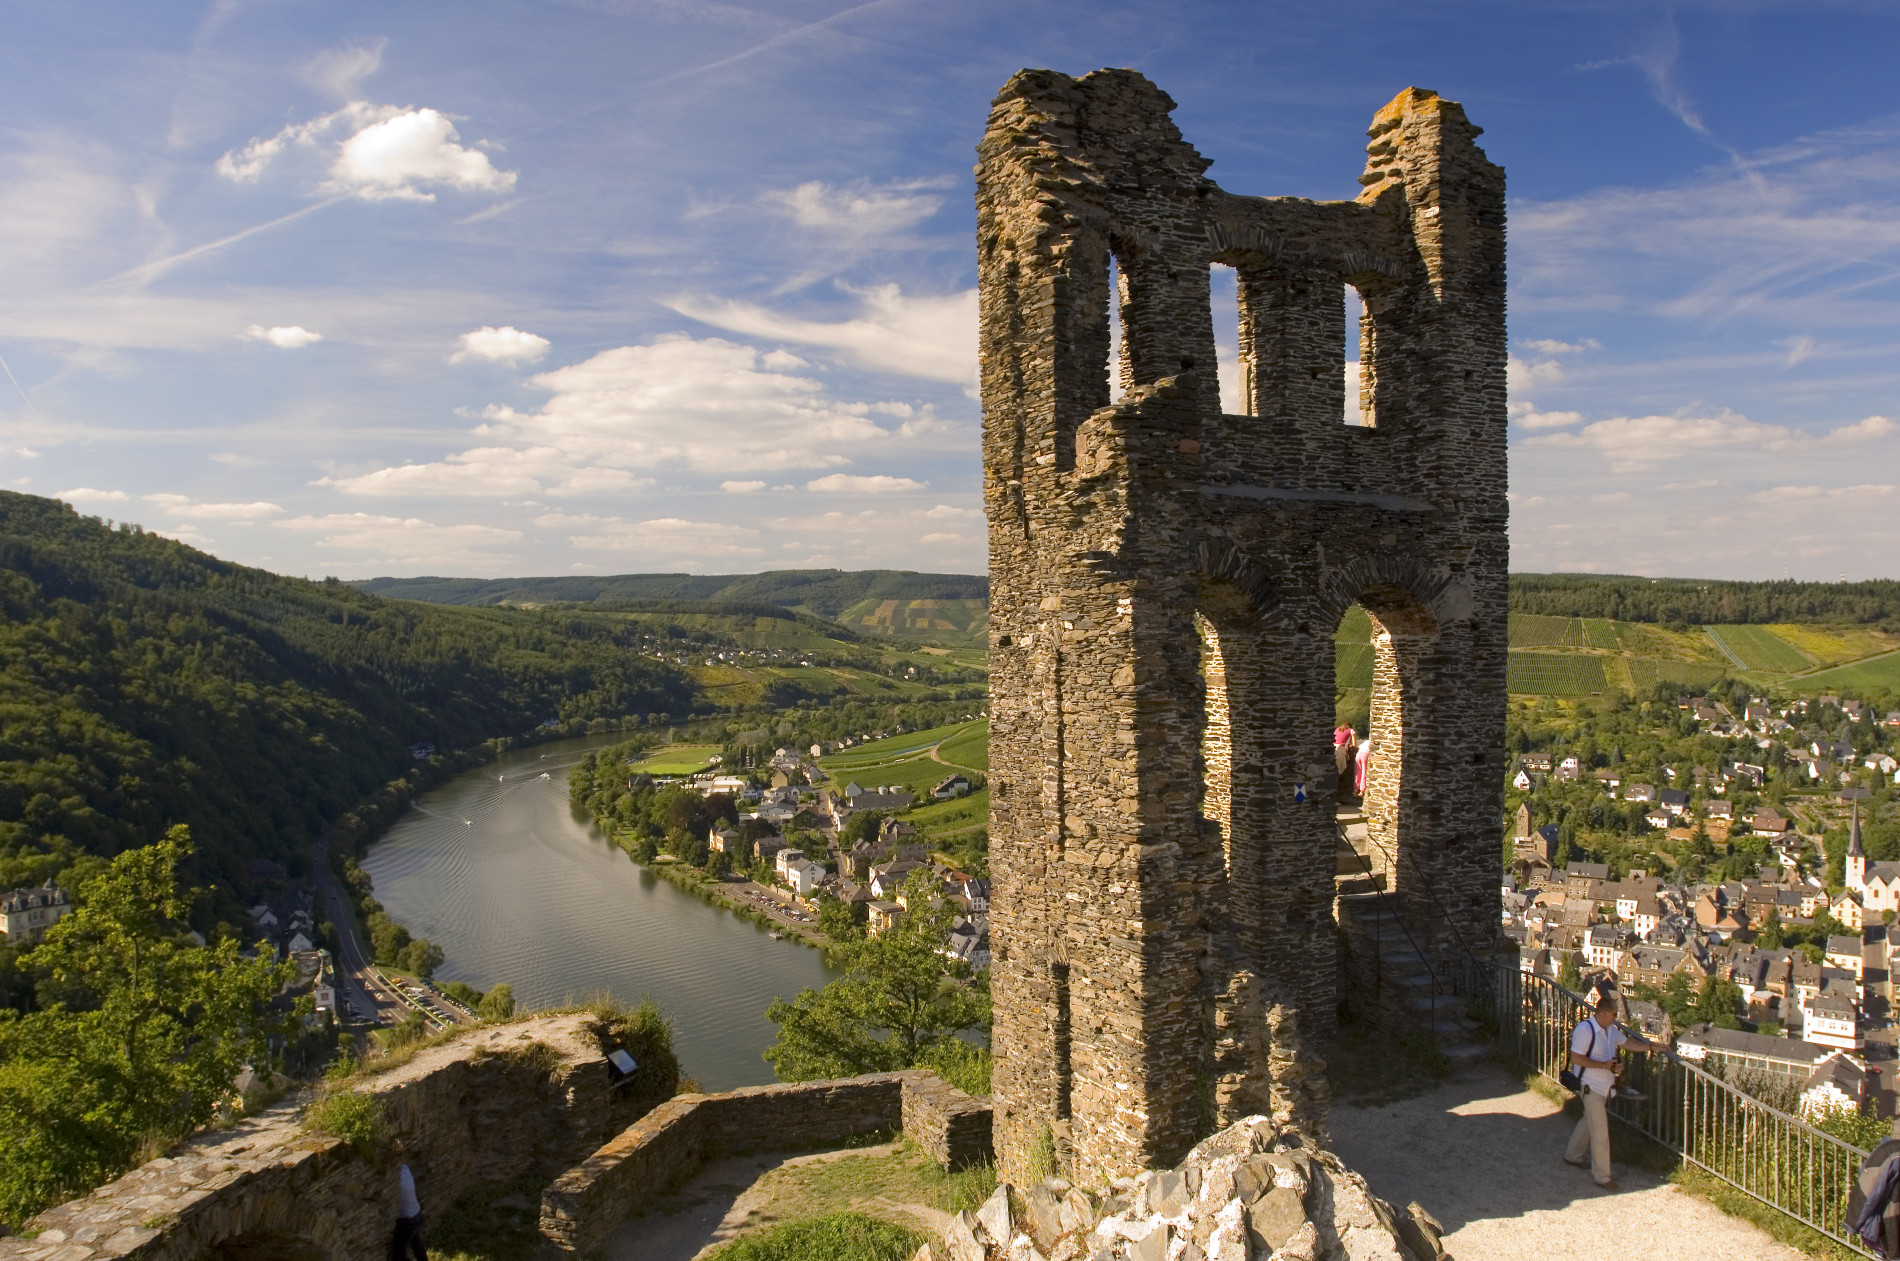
left=1329, top=1066, right=1807, bottom=1261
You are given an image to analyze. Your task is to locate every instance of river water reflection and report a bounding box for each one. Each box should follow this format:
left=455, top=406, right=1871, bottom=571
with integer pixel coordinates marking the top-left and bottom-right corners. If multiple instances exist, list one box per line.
left=361, top=734, right=838, bottom=1090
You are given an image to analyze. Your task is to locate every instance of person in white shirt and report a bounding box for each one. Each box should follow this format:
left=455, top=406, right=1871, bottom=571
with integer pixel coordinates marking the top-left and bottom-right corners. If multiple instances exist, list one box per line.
left=390, top=1139, right=428, bottom=1260
left=1564, top=995, right=1659, bottom=1189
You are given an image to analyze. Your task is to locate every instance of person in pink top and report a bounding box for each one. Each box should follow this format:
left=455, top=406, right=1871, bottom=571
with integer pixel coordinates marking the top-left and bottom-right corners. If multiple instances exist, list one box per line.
left=1333, top=725, right=1355, bottom=799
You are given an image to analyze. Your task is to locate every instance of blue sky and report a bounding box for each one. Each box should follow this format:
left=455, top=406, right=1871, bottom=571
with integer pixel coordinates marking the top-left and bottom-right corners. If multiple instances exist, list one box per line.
left=4, top=1, right=1898, bottom=581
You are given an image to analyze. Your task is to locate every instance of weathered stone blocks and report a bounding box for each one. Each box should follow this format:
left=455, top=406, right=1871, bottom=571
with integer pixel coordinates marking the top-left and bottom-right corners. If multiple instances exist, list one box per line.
left=980, top=69, right=1508, bottom=1187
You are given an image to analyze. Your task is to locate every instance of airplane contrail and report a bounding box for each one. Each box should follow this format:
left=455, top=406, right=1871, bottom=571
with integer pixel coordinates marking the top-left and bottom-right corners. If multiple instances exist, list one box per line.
left=0, top=352, right=43, bottom=422
left=95, top=195, right=349, bottom=288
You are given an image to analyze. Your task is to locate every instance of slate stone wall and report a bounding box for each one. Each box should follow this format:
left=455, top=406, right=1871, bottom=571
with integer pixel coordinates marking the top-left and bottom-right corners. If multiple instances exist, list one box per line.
left=536, top=1070, right=992, bottom=1257
left=978, top=71, right=1508, bottom=1188
left=2, top=1016, right=653, bottom=1261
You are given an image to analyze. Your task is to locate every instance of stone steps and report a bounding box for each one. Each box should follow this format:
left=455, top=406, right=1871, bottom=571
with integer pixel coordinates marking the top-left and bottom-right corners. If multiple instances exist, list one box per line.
left=1335, top=886, right=1488, bottom=1067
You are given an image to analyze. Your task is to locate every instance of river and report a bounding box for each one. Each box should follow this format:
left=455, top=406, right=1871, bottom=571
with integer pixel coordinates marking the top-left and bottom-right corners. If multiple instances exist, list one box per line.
left=360, top=733, right=839, bottom=1091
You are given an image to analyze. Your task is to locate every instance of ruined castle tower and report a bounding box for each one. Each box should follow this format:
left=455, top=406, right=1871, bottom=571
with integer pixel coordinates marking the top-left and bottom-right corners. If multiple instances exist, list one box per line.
left=979, top=71, right=1509, bottom=1186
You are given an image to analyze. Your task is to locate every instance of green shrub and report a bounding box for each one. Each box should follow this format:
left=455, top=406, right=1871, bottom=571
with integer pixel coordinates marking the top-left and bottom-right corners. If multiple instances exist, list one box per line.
left=706, top=1212, right=921, bottom=1261
left=305, top=1089, right=384, bottom=1154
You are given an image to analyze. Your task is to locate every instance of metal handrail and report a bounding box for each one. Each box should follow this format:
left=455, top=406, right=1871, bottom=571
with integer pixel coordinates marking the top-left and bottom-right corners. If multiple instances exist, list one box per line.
left=1336, top=815, right=1447, bottom=1027
left=1462, top=959, right=1873, bottom=1250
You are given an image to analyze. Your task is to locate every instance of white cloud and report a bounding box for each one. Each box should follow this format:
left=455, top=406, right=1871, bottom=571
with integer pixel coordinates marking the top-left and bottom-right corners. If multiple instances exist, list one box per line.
left=919, top=532, right=962, bottom=544
left=1511, top=405, right=1584, bottom=430
left=664, top=284, right=976, bottom=385
left=330, top=109, right=515, bottom=202
left=243, top=324, right=323, bottom=348
left=806, top=473, right=925, bottom=494
left=57, top=487, right=126, bottom=502
left=325, top=335, right=941, bottom=500
left=321, top=446, right=648, bottom=498
left=1519, top=338, right=1599, bottom=355
left=275, top=512, right=521, bottom=566
left=763, top=179, right=945, bottom=236
left=301, top=40, right=386, bottom=99
left=1507, top=355, right=1566, bottom=394
left=925, top=503, right=979, bottom=520
left=1524, top=409, right=1898, bottom=472
left=721, top=480, right=766, bottom=493
left=541, top=513, right=763, bottom=559
left=144, top=493, right=282, bottom=521
left=1755, top=483, right=1894, bottom=504
left=451, top=325, right=550, bottom=364
left=219, top=103, right=516, bottom=203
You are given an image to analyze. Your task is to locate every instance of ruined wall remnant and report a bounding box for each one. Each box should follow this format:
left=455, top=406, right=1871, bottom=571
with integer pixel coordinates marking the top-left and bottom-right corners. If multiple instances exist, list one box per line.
left=1, top=1016, right=654, bottom=1261
left=979, top=71, right=1508, bottom=1186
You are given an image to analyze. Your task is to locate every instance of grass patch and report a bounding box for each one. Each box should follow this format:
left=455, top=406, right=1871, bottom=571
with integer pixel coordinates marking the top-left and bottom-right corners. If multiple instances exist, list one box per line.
left=715, top=1139, right=996, bottom=1239
left=1766, top=623, right=1898, bottom=668
left=1704, top=624, right=1812, bottom=673
left=629, top=743, right=724, bottom=776
left=1802, top=651, right=1900, bottom=692
left=904, top=787, right=988, bottom=837
left=710, top=1207, right=923, bottom=1253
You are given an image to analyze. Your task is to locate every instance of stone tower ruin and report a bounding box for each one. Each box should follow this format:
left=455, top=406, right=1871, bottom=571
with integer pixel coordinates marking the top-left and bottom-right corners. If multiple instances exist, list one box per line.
left=979, top=70, right=1508, bottom=1186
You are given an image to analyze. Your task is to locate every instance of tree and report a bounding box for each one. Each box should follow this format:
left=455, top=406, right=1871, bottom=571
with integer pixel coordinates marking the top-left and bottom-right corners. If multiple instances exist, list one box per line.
left=765, top=872, right=988, bottom=1082
left=0, top=827, right=293, bottom=1225
left=1557, top=951, right=1583, bottom=991
left=477, top=983, right=515, bottom=1020
left=816, top=895, right=864, bottom=942
left=399, top=938, right=445, bottom=980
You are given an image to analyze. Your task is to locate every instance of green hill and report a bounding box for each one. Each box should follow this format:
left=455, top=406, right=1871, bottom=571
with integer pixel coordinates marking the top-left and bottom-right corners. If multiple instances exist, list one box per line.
left=352, top=569, right=990, bottom=643
left=0, top=492, right=696, bottom=903
left=1334, top=608, right=1900, bottom=697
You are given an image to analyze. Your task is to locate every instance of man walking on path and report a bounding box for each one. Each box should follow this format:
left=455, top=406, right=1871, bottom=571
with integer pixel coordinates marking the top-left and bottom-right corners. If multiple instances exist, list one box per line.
left=1565, top=994, right=1660, bottom=1189
left=391, top=1139, right=428, bottom=1261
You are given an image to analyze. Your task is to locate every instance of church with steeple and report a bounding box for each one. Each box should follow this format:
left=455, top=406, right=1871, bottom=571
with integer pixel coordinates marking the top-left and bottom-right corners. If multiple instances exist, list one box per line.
left=1843, top=803, right=1900, bottom=914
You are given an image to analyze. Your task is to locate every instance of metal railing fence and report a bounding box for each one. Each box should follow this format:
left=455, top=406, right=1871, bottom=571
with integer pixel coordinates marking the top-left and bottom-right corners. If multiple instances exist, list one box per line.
left=1448, top=955, right=1872, bottom=1251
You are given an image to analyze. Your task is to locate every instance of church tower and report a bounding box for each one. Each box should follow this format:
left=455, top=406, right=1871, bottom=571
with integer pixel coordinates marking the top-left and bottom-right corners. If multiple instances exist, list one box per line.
left=1847, top=801, right=1867, bottom=892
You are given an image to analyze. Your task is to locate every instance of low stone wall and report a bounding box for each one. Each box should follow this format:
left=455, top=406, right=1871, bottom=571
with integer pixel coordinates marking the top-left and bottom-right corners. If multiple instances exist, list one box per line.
left=538, top=1070, right=993, bottom=1257
left=900, top=1072, right=994, bottom=1171
left=3, top=1015, right=656, bottom=1261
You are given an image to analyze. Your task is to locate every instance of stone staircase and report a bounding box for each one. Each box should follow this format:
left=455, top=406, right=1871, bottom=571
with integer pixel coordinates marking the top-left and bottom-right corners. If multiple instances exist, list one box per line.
left=1334, top=809, right=1488, bottom=1069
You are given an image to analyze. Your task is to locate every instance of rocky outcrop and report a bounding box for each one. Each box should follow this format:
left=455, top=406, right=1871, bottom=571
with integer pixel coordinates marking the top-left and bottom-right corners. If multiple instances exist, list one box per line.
left=919, top=1115, right=1447, bottom=1261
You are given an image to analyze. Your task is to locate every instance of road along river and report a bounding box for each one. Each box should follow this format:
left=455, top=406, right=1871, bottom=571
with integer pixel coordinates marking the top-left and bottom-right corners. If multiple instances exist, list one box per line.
left=361, top=733, right=839, bottom=1091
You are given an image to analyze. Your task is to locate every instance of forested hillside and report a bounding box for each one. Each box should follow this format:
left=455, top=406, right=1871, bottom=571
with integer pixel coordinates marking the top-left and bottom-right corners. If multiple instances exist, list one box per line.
left=353, top=568, right=988, bottom=616
left=1510, top=573, right=1900, bottom=626
left=0, top=493, right=695, bottom=903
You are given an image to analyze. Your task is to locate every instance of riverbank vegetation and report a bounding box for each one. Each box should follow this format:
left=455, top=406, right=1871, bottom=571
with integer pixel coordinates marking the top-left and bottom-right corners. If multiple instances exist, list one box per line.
left=0, top=492, right=696, bottom=924
left=0, top=827, right=296, bottom=1227
left=765, top=870, right=991, bottom=1095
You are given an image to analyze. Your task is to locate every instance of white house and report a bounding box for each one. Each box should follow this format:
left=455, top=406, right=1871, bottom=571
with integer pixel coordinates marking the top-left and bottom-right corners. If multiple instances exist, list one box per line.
left=775, top=848, right=806, bottom=879
left=1803, top=992, right=1862, bottom=1053
left=785, top=859, right=823, bottom=897
left=1802, top=1053, right=1873, bottom=1119
left=0, top=882, right=71, bottom=943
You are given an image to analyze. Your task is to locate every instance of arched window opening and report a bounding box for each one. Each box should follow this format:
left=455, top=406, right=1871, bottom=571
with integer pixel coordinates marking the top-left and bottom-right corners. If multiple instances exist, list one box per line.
left=1344, top=285, right=1372, bottom=426
left=1333, top=603, right=1378, bottom=880
left=1209, top=263, right=1241, bottom=415
left=1195, top=611, right=1234, bottom=876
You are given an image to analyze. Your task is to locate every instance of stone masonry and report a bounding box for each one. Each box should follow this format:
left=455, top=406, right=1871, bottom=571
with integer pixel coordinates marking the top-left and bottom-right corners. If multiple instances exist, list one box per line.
left=980, top=70, right=1508, bottom=1188
left=0, top=1015, right=655, bottom=1261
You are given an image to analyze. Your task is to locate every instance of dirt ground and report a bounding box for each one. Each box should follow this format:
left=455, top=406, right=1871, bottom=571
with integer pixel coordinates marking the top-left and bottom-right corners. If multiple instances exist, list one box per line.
left=1328, top=1065, right=1808, bottom=1261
